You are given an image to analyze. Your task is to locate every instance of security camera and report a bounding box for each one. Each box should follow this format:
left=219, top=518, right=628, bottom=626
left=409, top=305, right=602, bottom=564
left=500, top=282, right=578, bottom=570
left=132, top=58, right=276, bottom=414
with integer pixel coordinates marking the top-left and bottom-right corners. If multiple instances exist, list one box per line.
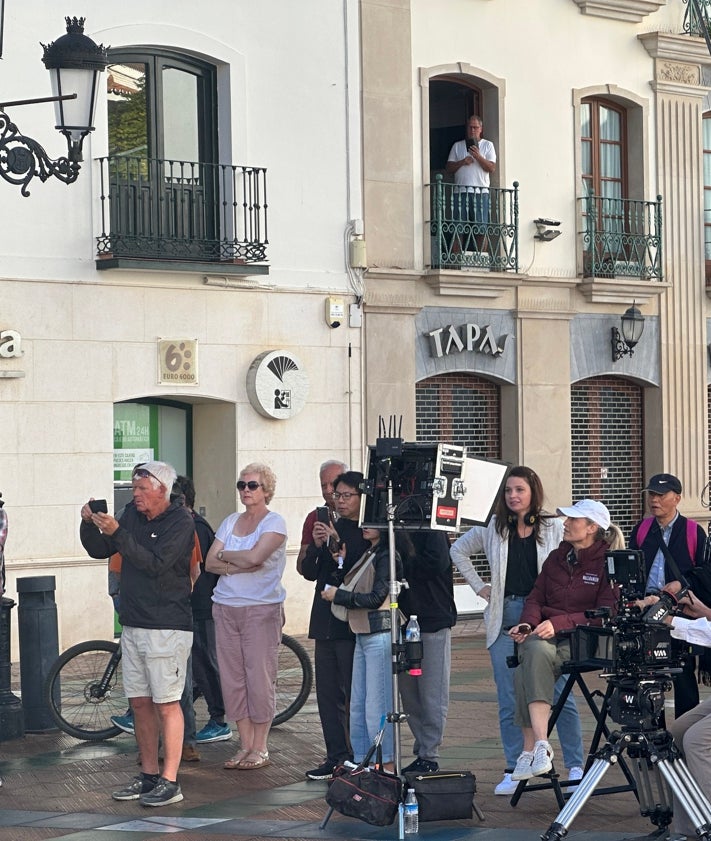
left=534, top=218, right=560, bottom=228
left=534, top=218, right=562, bottom=241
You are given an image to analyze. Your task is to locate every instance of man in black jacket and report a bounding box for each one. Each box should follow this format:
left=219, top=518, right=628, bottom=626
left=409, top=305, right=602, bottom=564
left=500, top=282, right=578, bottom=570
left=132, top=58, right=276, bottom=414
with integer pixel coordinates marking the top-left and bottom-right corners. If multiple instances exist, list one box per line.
left=399, top=530, right=457, bottom=773
left=81, top=461, right=194, bottom=807
left=629, top=472, right=707, bottom=718
left=300, top=470, right=369, bottom=780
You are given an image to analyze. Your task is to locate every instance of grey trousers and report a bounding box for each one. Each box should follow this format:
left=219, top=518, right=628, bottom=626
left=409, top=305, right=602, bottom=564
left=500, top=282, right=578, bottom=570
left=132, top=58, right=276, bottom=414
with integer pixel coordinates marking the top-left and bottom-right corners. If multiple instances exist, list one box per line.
left=513, top=635, right=572, bottom=728
left=399, top=628, right=451, bottom=762
left=667, top=694, right=711, bottom=835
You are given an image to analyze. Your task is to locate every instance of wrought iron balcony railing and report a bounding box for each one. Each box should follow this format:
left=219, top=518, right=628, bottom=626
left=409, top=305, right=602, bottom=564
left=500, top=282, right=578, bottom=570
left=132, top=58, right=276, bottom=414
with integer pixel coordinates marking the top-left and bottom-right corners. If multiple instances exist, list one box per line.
left=96, top=156, right=268, bottom=264
left=683, top=0, right=711, bottom=42
left=427, top=175, right=519, bottom=272
left=580, top=194, right=663, bottom=281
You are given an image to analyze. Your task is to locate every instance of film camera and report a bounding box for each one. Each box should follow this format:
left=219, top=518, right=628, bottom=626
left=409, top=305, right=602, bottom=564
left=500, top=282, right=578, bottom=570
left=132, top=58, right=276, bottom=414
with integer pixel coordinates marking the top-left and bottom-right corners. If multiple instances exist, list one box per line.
left=569, top=549, right=686, bottom=729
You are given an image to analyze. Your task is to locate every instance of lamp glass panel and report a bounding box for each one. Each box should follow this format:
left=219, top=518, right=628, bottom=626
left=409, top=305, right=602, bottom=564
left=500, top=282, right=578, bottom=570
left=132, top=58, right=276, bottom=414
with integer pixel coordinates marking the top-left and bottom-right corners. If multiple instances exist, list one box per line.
left=50, top=67, right=98, bottom=139
left=621, top=310, right=644, bottom=345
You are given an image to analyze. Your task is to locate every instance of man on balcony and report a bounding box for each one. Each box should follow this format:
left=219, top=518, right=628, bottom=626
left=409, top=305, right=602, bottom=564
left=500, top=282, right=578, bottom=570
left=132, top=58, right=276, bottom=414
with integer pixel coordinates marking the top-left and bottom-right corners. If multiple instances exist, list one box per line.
left=446, top=115, right=497, bottom=258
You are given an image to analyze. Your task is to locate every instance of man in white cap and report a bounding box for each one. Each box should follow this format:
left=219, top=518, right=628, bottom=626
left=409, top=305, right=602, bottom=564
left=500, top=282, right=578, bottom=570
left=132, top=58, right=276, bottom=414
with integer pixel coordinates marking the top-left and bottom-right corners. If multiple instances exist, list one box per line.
left=508, top=499, right=618, bottom=780
left=629, top=473, right=706, bottom=718
left=80, top=461, right=195, bottom=807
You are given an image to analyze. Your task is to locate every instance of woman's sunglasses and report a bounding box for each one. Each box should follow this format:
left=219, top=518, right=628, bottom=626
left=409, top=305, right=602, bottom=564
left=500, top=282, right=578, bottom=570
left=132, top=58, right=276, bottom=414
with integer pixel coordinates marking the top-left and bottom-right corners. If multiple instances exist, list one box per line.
left=237, top=480, right=262, bottom=491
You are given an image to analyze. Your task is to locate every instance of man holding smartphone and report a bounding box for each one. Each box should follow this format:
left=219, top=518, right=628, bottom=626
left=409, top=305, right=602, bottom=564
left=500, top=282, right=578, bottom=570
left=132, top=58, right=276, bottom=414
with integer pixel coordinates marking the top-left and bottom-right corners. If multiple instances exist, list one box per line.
left=445, top=115, right=497, bottom=257
left=80, top=461, right=195, bottom=807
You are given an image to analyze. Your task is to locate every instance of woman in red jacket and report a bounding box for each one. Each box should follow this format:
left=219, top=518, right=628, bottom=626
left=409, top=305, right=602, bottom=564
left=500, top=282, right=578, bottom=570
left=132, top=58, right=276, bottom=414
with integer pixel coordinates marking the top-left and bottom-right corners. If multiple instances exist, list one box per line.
left=508, top=499, right=618, bottom=781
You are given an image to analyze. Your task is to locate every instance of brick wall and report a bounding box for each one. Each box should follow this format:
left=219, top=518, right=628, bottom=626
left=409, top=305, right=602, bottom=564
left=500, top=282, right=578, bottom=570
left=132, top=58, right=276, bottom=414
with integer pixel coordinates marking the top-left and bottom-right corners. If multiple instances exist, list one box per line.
left=571, top=376, right=644, bottom=539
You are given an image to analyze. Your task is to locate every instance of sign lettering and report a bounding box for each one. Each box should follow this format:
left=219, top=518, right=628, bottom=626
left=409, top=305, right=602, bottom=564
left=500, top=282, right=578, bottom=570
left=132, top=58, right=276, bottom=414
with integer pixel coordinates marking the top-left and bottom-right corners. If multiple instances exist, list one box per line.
left=426, top=323, right=507, bottom=359
left=0, top=330, right=22, bottom=358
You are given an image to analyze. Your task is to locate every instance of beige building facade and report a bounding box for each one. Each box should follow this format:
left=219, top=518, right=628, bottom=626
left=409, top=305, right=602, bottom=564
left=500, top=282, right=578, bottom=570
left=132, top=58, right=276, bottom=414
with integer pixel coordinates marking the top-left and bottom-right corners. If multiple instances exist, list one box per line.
left=359, top=0, right=711, bottom=566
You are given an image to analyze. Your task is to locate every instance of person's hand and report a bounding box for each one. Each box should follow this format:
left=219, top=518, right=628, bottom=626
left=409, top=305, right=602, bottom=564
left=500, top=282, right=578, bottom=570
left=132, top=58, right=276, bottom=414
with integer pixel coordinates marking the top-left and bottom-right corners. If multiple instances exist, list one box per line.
left=91, top=512, right=119, bottom=536
left=531, top=619, right=555, bottom=640
left=634, top=594, right=659, bottom=610
left=463, top=154, right=474, bottom=165
left=321, top=584, right=337, bottom=602
left=509, top=623, right=531, bottom=643
left=478, top=584, right=492, bottom=603
left=80, top=501, right=95, bottom=522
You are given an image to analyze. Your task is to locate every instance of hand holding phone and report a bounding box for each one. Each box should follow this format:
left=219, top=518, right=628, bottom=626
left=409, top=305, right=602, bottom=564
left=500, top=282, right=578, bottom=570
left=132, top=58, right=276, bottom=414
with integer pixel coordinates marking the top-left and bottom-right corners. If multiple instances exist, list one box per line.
left=89, top=499, right=108, bottom=514
left=316, top=506, right=331, bottom=525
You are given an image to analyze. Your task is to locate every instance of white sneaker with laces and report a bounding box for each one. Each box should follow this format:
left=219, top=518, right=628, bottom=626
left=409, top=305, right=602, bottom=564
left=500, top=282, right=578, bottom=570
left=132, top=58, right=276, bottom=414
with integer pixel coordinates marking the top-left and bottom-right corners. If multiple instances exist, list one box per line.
left=511, top=750, right=534, bottom=781
left=531, top=740, right=554, bottom=776
left=565, top=765, right=583, bottom=793
left=494, top=772, right=519, bottom=795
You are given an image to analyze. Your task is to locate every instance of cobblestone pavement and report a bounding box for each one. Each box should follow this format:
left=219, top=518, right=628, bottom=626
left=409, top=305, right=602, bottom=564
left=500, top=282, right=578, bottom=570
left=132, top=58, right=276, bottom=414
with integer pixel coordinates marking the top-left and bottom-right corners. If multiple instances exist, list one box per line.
left=0, top=618, right=701, bottom=841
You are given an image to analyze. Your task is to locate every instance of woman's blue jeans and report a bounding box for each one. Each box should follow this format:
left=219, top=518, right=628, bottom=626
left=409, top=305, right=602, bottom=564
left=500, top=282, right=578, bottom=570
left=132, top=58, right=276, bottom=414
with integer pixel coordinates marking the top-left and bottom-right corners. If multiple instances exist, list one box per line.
left=350, top=630, right=394, bottom=763
left=489, top=595, right=583, bottom=770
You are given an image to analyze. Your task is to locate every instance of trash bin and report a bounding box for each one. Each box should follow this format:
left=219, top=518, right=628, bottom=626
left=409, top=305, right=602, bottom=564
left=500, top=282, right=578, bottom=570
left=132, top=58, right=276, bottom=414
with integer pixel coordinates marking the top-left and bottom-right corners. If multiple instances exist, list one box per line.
left=17, top=576, right=59, bottom=732
left=0, top=596, right=24, bottom=741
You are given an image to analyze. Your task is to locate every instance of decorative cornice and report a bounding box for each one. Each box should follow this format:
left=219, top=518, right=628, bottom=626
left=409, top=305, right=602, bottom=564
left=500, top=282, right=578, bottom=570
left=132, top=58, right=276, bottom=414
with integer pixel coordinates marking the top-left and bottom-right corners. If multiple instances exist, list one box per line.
left=638, top=31, right=711, bottom=67
left=424, top=269, right=519, bottom=299
left=579, top=277, right=670, bottom=304
left=572, top=0, right=665, bottom=23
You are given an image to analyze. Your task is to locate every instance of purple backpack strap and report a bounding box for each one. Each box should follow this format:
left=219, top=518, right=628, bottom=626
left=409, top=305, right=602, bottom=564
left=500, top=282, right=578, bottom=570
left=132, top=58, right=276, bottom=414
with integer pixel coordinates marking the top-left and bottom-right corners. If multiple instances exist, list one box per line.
left=687, top=518, right=698, bottom=565
left=636, top=517, right=654, bottom=547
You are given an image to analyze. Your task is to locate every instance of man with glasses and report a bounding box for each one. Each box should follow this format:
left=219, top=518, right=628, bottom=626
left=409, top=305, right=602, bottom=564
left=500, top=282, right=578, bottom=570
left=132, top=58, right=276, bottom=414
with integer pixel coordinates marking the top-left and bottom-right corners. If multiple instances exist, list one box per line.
left=296, top=460, right=347, bottom=575
left=300, top=470, right=369, bottom=780
left=80, top=461, right=195, bottom=807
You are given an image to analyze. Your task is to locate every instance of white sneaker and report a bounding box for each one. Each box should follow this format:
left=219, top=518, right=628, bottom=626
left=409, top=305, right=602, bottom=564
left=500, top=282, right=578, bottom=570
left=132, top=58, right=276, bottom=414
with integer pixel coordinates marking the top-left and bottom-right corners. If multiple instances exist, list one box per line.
left=511, top=750, right=534, bottom=781
left=494, top=772, right=519, bottom=795
left=565, top=765, right=583, bottom=793
left=531, top=740, right=554, bottom=776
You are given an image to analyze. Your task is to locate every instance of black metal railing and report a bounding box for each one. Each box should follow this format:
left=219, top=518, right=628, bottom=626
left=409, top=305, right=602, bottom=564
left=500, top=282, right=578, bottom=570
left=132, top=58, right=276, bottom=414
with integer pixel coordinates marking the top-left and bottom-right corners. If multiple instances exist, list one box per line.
left=96, top=156, right=268, bottom=263
left=683, top=0, right=711, bottom=40
left=427, top=175, right=519, bottom=272
left=580, top=194, right=663, bottom=281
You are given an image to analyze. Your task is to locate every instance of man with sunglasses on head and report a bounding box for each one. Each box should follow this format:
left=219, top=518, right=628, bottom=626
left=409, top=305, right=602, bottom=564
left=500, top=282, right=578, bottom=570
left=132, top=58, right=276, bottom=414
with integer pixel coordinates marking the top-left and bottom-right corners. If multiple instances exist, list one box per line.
left=300, top=470, right=370, bottom=781
left=80, top=461, right=195, bottom=807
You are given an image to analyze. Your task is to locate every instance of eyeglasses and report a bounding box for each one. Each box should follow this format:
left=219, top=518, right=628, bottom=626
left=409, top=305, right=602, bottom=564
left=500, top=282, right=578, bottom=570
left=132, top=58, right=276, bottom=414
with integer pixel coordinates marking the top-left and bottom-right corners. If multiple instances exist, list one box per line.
left=332, top=491, right=358, bottom=500
left=237, top=480, right=262, bottom=492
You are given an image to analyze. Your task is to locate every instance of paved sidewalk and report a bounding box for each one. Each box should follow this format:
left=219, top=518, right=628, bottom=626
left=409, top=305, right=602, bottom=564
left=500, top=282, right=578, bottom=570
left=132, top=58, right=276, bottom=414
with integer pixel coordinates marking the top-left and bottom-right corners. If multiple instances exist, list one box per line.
left=0, top=618, right=697, bottom=841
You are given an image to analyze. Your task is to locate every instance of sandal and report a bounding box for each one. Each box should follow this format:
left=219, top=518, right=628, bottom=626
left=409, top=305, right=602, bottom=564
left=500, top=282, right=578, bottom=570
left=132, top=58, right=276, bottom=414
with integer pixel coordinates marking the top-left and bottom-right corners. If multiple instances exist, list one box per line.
left=238, top=749, right=270, bottom=770
left=224, top=748, right=250, bottom=769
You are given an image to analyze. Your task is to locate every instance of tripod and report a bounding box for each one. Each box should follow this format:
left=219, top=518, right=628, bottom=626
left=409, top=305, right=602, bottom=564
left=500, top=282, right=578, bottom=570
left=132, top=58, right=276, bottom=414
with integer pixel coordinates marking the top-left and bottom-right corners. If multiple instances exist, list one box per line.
left=541, top=676, right=711, bottom=841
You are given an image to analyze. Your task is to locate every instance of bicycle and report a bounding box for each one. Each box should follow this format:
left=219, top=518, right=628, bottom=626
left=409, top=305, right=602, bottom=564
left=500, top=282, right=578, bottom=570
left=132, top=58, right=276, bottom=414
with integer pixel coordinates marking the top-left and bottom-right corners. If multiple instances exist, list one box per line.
left=43, top=633, right=313, bottom=741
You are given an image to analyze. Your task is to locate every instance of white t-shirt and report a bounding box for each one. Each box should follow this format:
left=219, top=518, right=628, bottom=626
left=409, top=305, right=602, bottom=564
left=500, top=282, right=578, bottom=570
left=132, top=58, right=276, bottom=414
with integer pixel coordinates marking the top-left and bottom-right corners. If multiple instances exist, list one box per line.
left=212, top=510, right=287, bottom=607
left=447, top=138, right=496, bottom=191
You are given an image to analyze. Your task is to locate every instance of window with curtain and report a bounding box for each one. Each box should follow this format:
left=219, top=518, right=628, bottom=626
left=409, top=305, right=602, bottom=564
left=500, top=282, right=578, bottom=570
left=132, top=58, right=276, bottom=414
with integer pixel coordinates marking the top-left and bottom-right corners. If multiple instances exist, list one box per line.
left=581, top=98, right=626, bottom=236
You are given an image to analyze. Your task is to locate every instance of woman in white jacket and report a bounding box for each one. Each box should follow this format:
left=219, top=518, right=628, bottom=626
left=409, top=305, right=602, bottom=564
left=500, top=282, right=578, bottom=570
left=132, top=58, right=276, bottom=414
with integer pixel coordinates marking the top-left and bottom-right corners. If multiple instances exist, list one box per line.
left=450, top=466, right=583, bottom=795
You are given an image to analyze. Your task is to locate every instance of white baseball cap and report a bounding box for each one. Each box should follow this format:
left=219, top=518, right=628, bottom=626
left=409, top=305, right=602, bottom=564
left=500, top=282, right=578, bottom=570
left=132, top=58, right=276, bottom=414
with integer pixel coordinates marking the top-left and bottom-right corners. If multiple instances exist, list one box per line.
left=556, top=499, right=610, bottom=530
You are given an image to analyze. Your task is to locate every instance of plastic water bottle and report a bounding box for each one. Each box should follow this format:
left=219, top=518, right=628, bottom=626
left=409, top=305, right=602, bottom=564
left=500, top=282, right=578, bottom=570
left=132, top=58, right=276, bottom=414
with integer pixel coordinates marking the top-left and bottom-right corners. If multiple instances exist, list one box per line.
left=405, top=615, right=421, bottom=642
left=404, top=787, right=419, bottom=834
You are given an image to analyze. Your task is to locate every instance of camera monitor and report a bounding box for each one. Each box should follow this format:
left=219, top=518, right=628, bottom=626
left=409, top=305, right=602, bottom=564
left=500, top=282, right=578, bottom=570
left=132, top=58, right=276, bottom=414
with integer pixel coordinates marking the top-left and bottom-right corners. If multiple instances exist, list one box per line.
left=605, top=549, right=645, bottom=597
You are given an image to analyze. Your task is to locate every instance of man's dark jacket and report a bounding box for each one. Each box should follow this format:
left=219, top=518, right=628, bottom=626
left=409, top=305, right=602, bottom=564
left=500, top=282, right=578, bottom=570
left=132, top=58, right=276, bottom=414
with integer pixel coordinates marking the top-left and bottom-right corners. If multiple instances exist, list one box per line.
left=629, top=515, right=706, bottom=582
left=81, top=501, right=194, bottom=631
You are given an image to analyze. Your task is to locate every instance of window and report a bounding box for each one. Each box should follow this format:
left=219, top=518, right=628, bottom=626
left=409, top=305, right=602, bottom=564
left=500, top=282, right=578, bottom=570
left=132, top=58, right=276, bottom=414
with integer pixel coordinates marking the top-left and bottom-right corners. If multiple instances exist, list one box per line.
left=581, top=99, right=626, bottom=203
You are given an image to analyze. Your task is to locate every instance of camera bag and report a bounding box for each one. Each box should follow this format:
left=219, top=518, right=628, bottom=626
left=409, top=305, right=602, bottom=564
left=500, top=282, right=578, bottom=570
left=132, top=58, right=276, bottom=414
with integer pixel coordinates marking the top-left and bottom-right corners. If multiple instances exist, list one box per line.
left=403, top=770, right=477, bottom=822
left=326, top=742, right=402, bottom=826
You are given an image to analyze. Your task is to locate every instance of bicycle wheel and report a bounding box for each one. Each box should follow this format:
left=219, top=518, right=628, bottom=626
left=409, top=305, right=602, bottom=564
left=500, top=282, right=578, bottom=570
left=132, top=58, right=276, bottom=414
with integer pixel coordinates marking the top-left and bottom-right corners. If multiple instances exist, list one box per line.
left=44, top=639, right=126, bottom=741
left=272, top=633, right=313, bottom=726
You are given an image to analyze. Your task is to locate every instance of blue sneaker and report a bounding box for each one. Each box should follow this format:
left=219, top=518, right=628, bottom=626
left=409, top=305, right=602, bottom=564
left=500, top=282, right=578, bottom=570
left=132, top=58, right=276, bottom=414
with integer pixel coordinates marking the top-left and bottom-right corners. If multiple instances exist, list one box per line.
left=111, top=712, right=135, bottom=735
left=195, top=720, right=232, bottom=743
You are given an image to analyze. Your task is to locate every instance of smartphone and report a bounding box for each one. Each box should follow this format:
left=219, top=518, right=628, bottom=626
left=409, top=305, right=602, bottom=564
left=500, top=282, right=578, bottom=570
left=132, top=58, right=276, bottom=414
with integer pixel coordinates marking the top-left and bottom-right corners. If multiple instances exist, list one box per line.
left=316, top=506, right=331, bottom=525
left=89, top=499, right=108, bottom=514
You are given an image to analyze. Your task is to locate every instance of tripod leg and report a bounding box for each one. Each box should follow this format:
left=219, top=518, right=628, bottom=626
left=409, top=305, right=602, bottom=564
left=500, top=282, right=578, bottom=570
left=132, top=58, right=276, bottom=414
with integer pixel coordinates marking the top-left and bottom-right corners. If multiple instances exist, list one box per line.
left=655, top=757, right=711, bottom=838
left=541, top=756, right=616, bottom=841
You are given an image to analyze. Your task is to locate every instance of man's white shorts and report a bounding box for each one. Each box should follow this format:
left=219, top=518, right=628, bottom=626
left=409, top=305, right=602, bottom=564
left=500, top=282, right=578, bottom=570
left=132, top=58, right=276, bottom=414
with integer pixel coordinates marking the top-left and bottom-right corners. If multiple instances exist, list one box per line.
left=121, top=626, right=193, bottom=704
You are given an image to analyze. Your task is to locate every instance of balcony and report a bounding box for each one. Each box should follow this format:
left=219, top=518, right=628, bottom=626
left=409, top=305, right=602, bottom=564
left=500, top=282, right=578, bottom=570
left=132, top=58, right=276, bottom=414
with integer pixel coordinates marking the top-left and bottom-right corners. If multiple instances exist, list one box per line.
left=427, top=176, right=519, bottom=273
left=95, top=156, right=269, bottom=273
left=580, top=194, right=663, bottom=283
left=683, top=0, right=711, bottom=38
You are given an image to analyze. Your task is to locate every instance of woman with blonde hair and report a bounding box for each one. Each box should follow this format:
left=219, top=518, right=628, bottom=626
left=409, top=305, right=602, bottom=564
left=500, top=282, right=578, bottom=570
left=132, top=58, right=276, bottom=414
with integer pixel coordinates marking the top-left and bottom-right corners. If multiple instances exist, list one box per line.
left=206, top=463, right=287, bottom=771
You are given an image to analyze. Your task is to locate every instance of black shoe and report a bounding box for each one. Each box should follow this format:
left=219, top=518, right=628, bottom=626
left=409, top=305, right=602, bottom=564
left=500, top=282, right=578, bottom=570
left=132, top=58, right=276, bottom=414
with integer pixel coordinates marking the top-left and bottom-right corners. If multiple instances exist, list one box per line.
left=306, top=760, right=337, bottom=780
left=402, top=758, right=439, bottom=774
left=139, top=776, right=183, bottom=807
left=112, top=773, right=159, bottom=801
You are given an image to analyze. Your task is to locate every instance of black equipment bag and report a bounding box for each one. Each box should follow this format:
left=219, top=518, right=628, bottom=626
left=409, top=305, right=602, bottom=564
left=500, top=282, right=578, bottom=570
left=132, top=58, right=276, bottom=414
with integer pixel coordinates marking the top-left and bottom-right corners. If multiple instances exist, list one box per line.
left=403, top=769, right=477, bottom=822
left=326, top=740, right=402, bottom=826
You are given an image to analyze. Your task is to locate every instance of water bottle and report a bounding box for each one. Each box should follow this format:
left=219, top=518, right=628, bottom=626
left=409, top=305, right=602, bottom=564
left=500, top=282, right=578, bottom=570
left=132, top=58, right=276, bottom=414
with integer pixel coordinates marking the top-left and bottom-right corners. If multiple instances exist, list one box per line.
left=405, top=615, right=422, bottom=676
left=404, top=787, right=419, bottom=834
left=405, top=615, right=421, bottom=642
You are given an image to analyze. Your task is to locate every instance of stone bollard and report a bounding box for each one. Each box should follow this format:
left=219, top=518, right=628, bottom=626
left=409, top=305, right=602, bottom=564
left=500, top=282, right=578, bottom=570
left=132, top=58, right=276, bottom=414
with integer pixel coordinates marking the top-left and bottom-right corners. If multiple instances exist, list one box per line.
left=0, top=596, right=24, bottom=741
left=17, top=576, right=59, bottom=732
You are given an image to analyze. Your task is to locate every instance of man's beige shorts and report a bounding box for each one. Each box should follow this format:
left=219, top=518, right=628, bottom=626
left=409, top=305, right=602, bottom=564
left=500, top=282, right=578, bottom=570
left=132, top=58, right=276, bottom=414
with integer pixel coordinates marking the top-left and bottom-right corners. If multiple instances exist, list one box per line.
left=121, top=626, right=193, bottom=703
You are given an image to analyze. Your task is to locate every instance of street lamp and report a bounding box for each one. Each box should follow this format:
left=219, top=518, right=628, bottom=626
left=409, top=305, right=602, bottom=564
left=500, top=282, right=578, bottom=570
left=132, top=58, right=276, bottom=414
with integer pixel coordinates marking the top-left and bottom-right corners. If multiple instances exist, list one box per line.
left=0, top=16, right=108, bottom=196
left=611, top=303, right=645, bottom=361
